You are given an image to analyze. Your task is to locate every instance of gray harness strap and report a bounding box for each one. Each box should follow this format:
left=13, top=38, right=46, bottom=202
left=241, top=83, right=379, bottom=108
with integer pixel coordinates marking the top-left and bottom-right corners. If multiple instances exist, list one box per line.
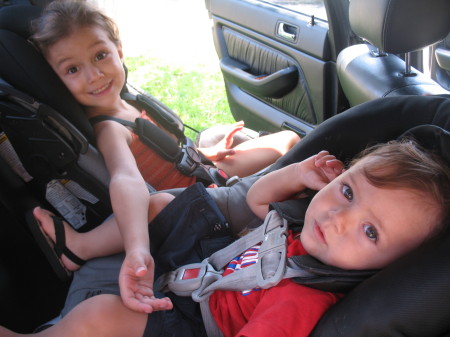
left=155, top=210, right=315, bottom=337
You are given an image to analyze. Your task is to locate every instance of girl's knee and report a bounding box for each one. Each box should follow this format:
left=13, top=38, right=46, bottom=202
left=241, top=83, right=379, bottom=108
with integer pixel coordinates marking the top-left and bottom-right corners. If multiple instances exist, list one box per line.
left=270, top=130, right=301, bottom=153
left=82, top=294, right=122, bottom=322
left=281, top=130, right=301, bottom=147
left=148, top=192, right=174, bottom=222
left=72, top=295, right=147, bottom=336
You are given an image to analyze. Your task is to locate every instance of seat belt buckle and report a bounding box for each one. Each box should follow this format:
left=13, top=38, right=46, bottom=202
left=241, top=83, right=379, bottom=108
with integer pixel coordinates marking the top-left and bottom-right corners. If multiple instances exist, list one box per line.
left=166, top=262, right=208, bottom=297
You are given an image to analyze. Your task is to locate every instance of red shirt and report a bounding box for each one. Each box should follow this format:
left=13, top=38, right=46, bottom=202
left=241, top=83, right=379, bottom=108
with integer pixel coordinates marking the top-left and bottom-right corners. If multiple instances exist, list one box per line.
left=129, top=110, right=196, bottom=190
left=209, top=232, right=341, bottom=337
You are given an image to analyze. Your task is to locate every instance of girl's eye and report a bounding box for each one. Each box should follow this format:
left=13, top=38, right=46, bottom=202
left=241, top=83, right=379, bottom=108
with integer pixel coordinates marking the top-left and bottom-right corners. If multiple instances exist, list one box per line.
left=67, top=66, right=78, bottom=74
left=341, top=184, right=353, bottom=201
left=364, top=224, right=378, bottom=242
left=95, top=52, right=107, bottom=61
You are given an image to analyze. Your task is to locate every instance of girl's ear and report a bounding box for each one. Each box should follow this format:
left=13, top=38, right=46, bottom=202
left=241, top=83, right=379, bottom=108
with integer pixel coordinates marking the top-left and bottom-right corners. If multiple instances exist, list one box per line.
left=116, top=42, right=124, bottom=61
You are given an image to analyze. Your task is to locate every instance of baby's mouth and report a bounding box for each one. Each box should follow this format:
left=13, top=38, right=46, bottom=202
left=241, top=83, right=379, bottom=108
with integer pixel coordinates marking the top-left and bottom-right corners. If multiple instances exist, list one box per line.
left=314, top=221, right=326, bottom=244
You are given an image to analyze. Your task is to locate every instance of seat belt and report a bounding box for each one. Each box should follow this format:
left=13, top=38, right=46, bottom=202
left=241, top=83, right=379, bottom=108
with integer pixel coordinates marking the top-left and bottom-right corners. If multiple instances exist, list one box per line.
left=156, top=211, right=315, bottom=298
left=155, top=211, right=315, bottom=337
left=155, top=210, right=376, bottom=337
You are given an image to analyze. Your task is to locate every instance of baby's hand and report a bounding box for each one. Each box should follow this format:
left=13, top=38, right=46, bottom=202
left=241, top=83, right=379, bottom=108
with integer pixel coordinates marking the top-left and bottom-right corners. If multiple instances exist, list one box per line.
left=299, top=151, right=344, bottom=191
left=314, top=150, right=345, bottom=181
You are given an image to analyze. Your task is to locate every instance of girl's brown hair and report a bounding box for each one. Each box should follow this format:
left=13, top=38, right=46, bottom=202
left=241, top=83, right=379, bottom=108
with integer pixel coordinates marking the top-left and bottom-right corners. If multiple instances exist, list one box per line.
left=31, top=0, right=120, bottom=55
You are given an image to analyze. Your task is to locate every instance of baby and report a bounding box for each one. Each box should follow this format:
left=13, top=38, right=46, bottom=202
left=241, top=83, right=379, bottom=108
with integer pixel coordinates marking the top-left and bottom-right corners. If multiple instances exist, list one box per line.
left=6, top=138, right=448, bottom=337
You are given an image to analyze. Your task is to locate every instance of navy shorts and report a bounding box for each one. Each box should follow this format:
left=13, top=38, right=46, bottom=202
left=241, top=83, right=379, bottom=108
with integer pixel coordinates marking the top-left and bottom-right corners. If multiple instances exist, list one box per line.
left=62, top=183, right=235, bottom=336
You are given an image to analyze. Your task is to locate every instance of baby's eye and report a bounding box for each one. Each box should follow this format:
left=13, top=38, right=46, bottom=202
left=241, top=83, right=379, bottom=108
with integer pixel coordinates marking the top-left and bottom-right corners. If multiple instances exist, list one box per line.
left=341, top=184, right=353, bottom=201
left=67, top=66, right=78, bottom=74
left=364, top=224, right=378, bottom=242
left=95, top=52, right=107, bottom=61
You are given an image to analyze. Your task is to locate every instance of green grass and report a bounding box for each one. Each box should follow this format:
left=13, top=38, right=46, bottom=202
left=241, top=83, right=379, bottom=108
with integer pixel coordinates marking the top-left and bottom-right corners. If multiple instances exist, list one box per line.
left=125, top=54, right=234, bottom=139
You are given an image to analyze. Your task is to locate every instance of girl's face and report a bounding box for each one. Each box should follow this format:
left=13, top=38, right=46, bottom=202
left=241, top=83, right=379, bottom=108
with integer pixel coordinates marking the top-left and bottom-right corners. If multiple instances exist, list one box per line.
left=301, top=157, right=439, bottom=270
left=46, top=25, right=125, bottom=114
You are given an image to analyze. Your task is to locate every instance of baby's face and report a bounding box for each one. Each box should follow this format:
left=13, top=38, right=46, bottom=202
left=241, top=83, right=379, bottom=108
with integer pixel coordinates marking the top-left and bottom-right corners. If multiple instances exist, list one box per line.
left=301, top=158, right=439, bottom=270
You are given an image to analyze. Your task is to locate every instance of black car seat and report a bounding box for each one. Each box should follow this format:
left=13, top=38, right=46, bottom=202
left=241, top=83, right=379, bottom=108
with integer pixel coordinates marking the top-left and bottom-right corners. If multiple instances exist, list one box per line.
left=0, top=4, right=234, bottom=232
left=267, top=94, right=450, bottom=337
left=337, top=0, right=450, bottom=107
left=0, top=4, right=112, bottom=230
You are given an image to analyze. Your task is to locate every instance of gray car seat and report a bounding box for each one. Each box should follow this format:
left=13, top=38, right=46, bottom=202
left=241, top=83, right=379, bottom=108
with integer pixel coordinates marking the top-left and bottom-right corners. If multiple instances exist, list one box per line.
left=337, top=0, right=450, bottom=107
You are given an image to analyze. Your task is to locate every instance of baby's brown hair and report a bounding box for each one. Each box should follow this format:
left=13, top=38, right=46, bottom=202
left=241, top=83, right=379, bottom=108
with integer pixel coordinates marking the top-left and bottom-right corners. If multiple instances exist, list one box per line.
left=352, top=139, right=450, bottom=237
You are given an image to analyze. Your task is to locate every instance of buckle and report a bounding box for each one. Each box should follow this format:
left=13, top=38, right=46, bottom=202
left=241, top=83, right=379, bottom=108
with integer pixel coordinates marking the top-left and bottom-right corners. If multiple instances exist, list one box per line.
left=157, top=260, right=222, bottom=298
left=164, top=262, right=207, bottom=297
left=177, top=143, right=201, bottom=176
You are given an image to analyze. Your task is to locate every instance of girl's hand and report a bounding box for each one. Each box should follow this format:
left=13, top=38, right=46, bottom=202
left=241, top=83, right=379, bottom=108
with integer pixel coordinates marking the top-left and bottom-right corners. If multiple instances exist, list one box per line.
left=199, top=121, right=245, bottom=161
left=119, top=249, right=173, bottom=313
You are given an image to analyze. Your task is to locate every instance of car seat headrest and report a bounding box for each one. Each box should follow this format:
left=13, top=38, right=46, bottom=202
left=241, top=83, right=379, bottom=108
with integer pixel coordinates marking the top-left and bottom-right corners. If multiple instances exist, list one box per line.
left=400, top=125, right=450, bottom=166
left=349, top=0, right=450, bottom=53
left=0, top=5, right=42, bottom=38
left=0, top=4, right=94, bottom=143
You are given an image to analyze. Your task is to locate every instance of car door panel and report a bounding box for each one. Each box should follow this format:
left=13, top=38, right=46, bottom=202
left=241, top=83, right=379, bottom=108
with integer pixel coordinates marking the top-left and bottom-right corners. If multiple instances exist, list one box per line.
left=206, top=0, right=336, bottom=135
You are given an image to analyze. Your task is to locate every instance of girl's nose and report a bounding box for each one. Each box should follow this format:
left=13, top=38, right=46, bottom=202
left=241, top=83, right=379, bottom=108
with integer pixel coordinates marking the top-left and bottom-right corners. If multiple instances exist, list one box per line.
left=86, top=65, right=103, bottom=82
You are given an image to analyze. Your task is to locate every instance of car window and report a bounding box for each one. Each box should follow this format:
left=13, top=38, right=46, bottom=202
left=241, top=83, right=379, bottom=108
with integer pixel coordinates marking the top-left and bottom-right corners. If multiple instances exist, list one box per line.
left=256, top=0, right=327, bottom=21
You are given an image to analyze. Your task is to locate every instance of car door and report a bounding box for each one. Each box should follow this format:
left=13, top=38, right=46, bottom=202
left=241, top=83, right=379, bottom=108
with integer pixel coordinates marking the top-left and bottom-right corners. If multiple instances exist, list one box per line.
left=204, top=0, right=349, bottom=136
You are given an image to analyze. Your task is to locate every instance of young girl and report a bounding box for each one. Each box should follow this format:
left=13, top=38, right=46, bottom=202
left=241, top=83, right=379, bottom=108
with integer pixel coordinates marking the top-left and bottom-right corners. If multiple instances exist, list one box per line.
left=10, top=138, right=450, bottom=337
left=29, top=0, right=300, bottom=282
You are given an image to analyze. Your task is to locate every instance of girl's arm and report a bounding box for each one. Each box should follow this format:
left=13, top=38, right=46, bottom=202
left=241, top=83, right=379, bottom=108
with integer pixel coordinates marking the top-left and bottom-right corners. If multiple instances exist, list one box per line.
left=247, top=151, right=344, bottom=219
left=95, top=121, right=150, bottom=256
left=96, top=122, right=174, bottom=313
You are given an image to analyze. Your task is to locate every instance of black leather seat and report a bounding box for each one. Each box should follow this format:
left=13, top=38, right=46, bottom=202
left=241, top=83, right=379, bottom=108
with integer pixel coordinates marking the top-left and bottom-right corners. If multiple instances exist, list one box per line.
left=337, top=0, right=450, bottom=107
left=269, top=94, right=450, bottom=337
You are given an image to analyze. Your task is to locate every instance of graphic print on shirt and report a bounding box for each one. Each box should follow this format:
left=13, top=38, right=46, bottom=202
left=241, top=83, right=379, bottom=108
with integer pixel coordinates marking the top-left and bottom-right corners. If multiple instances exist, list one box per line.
left=224, top=243, right=262, bottom=296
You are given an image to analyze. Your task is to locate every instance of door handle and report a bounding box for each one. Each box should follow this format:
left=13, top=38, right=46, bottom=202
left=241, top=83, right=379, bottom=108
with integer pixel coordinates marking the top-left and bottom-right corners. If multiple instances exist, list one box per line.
left=276, top=22, right=298, bottom=42
left=220, top=57, right=299, bottom=98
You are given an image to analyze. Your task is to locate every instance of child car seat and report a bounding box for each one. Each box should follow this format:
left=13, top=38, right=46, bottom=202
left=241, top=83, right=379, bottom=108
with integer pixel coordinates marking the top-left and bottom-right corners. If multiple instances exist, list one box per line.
left=0, top=5, right=230, bottom=231
left=267, top=94, right=450, bottom=337
left=337, top=0, right=450, bottom=107
left=0, top=4, right=112, bottom=230
left=56, top=94, right=450, bottom=337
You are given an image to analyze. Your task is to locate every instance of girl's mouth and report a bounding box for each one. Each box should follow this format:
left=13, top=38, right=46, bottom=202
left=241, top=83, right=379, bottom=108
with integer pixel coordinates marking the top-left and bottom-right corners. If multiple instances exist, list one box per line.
left=90, top=81, right=112, bottom=95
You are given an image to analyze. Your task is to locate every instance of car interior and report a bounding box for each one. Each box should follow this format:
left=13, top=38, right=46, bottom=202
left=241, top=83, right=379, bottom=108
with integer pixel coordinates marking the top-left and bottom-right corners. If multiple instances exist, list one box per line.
left=0, top=0, right=450, bottom=335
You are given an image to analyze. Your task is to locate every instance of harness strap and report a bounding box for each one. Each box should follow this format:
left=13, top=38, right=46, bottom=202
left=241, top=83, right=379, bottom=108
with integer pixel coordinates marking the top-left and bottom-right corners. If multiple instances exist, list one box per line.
left=89, top=115, right=230, bottom=186
left=122, top=92, right=186, bottom=141
left=154, top=210, right=315, bottom=337
left=155, top=211, right=316, bottom=299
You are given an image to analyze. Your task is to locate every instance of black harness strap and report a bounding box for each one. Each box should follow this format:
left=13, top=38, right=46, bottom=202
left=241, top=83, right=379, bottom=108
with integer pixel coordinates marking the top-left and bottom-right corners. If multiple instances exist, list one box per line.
left=89, top=115, right=182, bottom=163
left=122, top=92, right=186, bottom=142
left=89, top=115, right=229, bottom=186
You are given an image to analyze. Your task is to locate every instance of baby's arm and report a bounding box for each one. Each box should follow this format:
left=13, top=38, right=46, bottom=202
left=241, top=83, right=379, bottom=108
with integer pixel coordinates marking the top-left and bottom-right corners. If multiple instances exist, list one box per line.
left=247, top=151, right=344, bottom=219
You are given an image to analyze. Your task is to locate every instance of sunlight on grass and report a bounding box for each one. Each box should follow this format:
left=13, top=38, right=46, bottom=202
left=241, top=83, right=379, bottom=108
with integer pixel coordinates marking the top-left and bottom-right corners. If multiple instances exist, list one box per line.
left=125, top=54, right=234, bottom=139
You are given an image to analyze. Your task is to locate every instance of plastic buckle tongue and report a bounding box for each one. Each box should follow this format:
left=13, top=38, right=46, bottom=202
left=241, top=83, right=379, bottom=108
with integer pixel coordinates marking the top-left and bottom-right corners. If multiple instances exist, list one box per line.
left=157, top=260, right=222, bottom=298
